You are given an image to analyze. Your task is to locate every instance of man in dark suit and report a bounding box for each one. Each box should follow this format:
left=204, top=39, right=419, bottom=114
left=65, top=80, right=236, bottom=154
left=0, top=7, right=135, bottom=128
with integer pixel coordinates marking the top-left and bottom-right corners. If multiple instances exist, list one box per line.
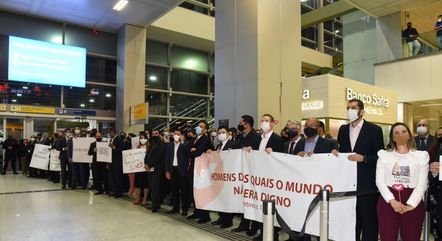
left=54, top=129, right=71, bottom=189
left=336, top=99, right=384, bottom=241
left=253, top=114, right=285, bottom=241
left=186, top=120, right=213, bottom=223
left=108, top=128, right=124, bottom=198
left=165, top=129, right=191, bottom=216
left=145, top=130, right=166, bottom=212
left=2, top=135, right=18, bottom=175
left=415, top=119, right=435, bottom=151
left=318, top=120, right=339, bottom=150
left=88, top=132, right=109, bottom=195
left=211, top=127, right=236, bottom=228
left=284, top=120, right=303, bottom=155
left=231, top=115, right=262, bottom=234
left=294, top=118, right=335, bottom=157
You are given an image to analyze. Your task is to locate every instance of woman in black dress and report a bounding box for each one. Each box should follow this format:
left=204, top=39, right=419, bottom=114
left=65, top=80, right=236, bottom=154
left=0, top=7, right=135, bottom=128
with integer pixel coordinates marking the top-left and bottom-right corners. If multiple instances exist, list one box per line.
left=134, top=132, right=150, bottom=206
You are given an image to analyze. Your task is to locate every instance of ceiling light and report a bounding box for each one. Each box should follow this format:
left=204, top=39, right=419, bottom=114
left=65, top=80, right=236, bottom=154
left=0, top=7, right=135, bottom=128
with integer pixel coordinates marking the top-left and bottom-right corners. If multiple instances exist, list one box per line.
left=105, top=93, right=112, bottom=98
left=17, top=93, right=22, bottom=97
left=113, top=0, right=129, bottom=11
left=89, top=99, right=95, bottom=103
left=22, top=86, right=28, bottom=89
left=149, top=75, right=157, bottom=81
left=11, top=99, right=17, bottom=103
left=184, top=59, right=197, bottom=69
left=80, top=104, right=85, bottom=107
left=335, top=30, right=340, bottom=33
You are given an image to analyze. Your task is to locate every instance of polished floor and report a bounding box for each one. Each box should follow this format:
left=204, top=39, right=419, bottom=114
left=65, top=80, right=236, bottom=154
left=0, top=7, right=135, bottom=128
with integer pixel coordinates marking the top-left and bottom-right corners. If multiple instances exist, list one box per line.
left=0, top=172, right=235, bottom=241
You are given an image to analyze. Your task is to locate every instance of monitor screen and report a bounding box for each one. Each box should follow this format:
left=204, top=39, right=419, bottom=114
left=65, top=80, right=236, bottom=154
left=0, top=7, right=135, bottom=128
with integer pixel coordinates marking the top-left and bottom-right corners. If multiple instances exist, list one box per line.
left=8, top=36, right=86, bottom=88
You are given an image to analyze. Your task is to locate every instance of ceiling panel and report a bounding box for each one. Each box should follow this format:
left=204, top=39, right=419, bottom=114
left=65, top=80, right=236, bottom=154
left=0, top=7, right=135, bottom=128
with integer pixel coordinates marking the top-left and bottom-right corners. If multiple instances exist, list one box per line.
left=0, top=0, right=183, bottom=32
left=345, top=0, right=440, bottom=18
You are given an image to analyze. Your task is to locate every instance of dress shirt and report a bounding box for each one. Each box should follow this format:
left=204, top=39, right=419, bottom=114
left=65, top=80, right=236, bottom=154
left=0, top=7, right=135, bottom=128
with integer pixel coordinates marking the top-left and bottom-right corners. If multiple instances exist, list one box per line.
left=304, top=135, right=319, bottom=153
left=259, top=131, right=274, bottom=151
left=173, top=142, right=180, bottom=167
left=289, top=136, right=302, bottom=154
left=376, top=150, right=429, bottom=207
left=220, top=139, right=228, bottom=151
left=350, top=119, right=364, bottom=151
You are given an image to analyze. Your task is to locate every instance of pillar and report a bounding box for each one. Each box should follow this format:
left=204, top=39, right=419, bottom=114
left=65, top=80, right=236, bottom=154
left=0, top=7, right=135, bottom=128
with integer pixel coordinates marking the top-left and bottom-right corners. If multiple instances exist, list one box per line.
left=215, top=0, right=301, bottom=131
left=397, top=102, right=413, bottom=130
left=116, top=24, right=146, bottom=133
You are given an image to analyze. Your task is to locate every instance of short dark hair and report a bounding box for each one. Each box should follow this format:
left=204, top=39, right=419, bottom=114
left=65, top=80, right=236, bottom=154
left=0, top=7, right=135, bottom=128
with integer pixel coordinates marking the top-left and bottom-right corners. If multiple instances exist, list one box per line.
left=197, top=120, right=208, bottom=130
left=348, top=98, right=364, bottom=110
left=319, top=121, right=325, bottom=130
left=262, top=114, right=275, bottom=122
left=407, top=22, right=412, bottom=25
left=173, top=129, right=182, bottom=134
left=218, top=126, right=228, bottom=132
left=241, top=115, right=254, bottom=127
left=64, top=128, right=71, bottom=132
left=108, top=128, right=116, bottom=134
left=438, top=15, right=442, bottom=18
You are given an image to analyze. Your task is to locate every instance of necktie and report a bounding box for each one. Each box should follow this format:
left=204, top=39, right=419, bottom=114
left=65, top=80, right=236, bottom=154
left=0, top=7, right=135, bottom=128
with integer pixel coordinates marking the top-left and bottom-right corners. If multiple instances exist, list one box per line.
left=289, top=142, right=295, bottom=154
left=420, top=138, right=426, bottom=150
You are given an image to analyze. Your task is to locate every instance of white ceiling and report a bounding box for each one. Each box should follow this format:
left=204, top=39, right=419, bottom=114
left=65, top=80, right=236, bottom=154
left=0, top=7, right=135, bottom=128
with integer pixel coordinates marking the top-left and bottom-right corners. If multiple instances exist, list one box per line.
left=0, top=0, right=183, bottom=32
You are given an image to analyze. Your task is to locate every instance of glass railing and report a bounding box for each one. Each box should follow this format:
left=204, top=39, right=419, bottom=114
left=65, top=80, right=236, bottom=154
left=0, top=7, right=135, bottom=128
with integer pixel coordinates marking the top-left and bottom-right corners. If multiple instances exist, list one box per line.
left=403, top=30, right=440, bottom=58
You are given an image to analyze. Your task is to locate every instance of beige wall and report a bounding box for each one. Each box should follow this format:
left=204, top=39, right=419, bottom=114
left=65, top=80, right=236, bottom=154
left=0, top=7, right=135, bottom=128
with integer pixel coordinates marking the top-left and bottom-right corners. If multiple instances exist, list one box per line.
left=375, top=53, right=442, bottom=102
left=302, top=74, right=397, bottom=124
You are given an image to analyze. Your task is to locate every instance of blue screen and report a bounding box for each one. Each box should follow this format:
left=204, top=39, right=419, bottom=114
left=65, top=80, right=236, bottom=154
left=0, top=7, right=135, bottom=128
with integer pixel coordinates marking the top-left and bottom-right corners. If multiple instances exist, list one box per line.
left=8, top=36, right=86, bottom=88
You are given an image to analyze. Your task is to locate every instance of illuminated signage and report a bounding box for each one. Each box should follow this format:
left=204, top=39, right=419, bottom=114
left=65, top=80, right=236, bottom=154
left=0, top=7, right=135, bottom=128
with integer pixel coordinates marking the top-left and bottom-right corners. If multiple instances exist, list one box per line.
left=346, top=88, right=390, bottom=108
left=301, top=100, right=324, bottom=111
left=10, top=105, right=55, bottom=114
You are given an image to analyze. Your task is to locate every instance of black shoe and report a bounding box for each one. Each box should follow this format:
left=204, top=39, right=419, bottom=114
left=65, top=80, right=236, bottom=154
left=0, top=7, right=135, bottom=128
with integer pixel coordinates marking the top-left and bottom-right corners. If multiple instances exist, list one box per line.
left=252, top=235, right=263, bottom=241
left=13, top=172, right=18, bottom=175
left=114, top=194, right=123, bottom=198
left=211, top=218, right=222, bottom=225
left=231, top=226, right=249, bottom=233
left=220, top=222, right=233, bottom=229
left=151, top=207, right=159, bottom=213
left=1, top=171, right=6, bottom=175
left=71, top=187, right=77, bottom=190
left=61, top=186, right=66, bottom=190
left=197, top=218, right=211, bottom=224
left=186, top=213, right=199, bottom=220
left=94, top=191, right=103, bottom=195
left=246, top=228, right=259, bottom=236
left=181, top=211, right=188, bottom=217
left=167, top=208, right=179, bottom=214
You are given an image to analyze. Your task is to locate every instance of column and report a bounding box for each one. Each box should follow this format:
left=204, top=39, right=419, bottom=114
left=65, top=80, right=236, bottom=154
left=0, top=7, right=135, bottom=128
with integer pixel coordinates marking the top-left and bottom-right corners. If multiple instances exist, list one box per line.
left=317, top=0, right=324, bottom=53
left=215, top=0, right=301, bottom=130
left=116, top=24, right=146, bottom=133
left=397, top=102, right=413, bottom=130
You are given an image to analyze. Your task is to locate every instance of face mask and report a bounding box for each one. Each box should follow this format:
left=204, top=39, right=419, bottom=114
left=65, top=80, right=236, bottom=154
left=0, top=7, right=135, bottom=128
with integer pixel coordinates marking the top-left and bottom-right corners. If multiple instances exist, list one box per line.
left=218, top=133, right=228, bottom=142
left=347, top=109, right=359, bottom=123
left=288, top=130, right=298, bottom=139
left=304, top=127, right=318, bottom=138
left=195, top=126, right=202, bottom=135
left=394, top=134, right=410, bottom=146
left=140, top=139, right=147, bottom=145
left=237, top=124, right=245, bottom=132
left=211, top=132, right=217, bottom=137
left=96, top=138, right=102, bottom=142
left=74, top=130, right=81, bottom=135
left=261, top=122, right=271, bottom=133
left=438, top=137, right=442, bottom=143
left=416, top=126, right=427, bottom=136
left=439, top=18, right=442, bottom=22
left=30, top=138, right=35, bottom=142
left=152, top=136, right=160, bottom=142
left=65, top=133, right=71, bottom=138
left=173, top=135, right=181, bottom=142
left=163, top=132, right=169, bottom=137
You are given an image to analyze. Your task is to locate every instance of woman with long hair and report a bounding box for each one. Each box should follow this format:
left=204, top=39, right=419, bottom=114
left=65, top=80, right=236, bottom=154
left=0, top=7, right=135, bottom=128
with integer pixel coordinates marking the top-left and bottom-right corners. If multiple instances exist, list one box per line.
left=376, top=122, right=429, bottom=241
left=133, top=132, right=150, bottom=206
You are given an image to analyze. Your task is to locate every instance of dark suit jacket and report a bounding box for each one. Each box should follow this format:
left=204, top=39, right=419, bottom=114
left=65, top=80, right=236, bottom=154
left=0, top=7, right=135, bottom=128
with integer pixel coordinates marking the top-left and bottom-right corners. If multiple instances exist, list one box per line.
left=88, top=141, right=97, bottom=163
left=191, top=134, right=213, bottom=159
left=165, top=141, right=191, bottom=176
left=215, top=139, right=236, bottom=151
left=236, top=130, right=261, bottom=150
left=293, top=136, right=335, bottom=155
left=414, top=135, right=435, bottom=151
left=284, top=137, right=304, bottom=154
left=262, top=132, right=284, bottom=153
left=111, top=136, right=124, bottom=165
left=54, top=136, right=68, bottom=161
left=145, top=140, right=166, bottom=173
left=337, top=120, right=384, bottom=190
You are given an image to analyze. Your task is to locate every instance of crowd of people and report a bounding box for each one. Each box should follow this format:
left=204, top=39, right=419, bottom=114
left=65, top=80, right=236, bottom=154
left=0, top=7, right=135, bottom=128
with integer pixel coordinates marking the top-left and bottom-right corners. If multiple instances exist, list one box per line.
left=2, top=98, right=442, bottom=241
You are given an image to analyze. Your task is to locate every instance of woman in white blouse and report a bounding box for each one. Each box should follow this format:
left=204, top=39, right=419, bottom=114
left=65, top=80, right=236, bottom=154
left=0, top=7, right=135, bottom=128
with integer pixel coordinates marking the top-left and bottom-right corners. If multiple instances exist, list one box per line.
left=376, top=122, right=429, bottom=241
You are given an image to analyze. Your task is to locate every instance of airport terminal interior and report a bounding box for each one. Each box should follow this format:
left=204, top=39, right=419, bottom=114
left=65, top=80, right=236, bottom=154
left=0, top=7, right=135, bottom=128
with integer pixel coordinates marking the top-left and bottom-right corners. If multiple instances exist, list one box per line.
left=1, top=0, right=442, bottom=240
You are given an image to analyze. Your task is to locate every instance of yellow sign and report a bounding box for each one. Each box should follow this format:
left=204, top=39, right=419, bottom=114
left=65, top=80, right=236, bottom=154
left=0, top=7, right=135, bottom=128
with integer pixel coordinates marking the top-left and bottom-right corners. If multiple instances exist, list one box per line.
left=10, top=105, right=55, bottom=114
left=130, top=103, right=149, bottom=125
left=0, top=104, right=6, bottom=111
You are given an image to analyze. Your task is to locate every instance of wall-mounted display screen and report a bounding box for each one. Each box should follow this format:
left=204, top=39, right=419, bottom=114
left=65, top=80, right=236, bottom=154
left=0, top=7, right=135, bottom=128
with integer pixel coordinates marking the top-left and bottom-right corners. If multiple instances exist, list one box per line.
left=8, top=36, right=86, bottom=88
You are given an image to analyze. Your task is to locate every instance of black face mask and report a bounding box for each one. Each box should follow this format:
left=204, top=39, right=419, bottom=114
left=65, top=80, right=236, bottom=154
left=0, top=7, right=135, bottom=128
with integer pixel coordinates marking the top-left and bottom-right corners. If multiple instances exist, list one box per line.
left=438, top=137, right=442, bottom=143
left=304, top=127, right=318, bottom=138
left=152, top=136, right=160, bottom=142
left=96, top=138, right=102, bottom=142
left=237, top=124, right=245, bottom=132
left=288, top=130, right=298, bottom=139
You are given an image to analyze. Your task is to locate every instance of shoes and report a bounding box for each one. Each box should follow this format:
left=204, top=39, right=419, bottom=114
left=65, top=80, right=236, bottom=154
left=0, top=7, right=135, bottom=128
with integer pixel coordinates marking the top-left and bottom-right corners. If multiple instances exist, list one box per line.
left=211, top=218, right=222, bottom=225
left=186, top=213, right=199, bottom=220
left=197, top=218, right=211, bottom=224
left=114, top=194, right=122, bottom=198
left=151, top=207, right=159, bottom=213
left=181, top=211, right=188, bottom=217
left=246, top=228, right=259, bottom=236
left=71, top=187, right=77, bottom=190
left=94, top=191, right=103, bottom=195
left=231, top=226, right=249, bottom=233
left=167, top=209, right=179, bottom=214
left=252, top=235, right=263, bottom=241
left=220, top=222, right=233, bottom=229
left=1, top=171, right=6, bottom=175
left=13, top=172, right=18, bottom=175
left=61, top=186, right=66, bottom=190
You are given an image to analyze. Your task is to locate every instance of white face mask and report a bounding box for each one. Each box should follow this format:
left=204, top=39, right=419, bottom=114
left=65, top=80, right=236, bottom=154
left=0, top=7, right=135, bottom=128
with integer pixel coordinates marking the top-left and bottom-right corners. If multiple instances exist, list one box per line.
left=347, top=109, right=359, bottom=123
left=416, top=126, right=427, bottom=136
left=140, top=139, right=147, bottom=145
left=163, top=132, right=169, bottom=137
left=30, top=138, right=35, bottom=142
left=218, top=133, right=228, bottom=142
left=74, top=130, right=81, bottom=135
left=261, top=122, right=271, bottom=133
left=211, top=132, right=217, bottom=137
left=173, top=135, right=181, bottom=143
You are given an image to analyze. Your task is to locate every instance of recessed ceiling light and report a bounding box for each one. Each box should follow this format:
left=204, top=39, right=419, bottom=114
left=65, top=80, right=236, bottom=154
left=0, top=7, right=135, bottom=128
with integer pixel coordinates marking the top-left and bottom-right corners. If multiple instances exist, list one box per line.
left=149, top=75, right=157, bottom=81
left=22, top=86, right=28, bottom=89
left=89, top=99, right=95, bottom=103
left=113, top=0, right=129, bottom=11
left=106, top=93, right=112, bottom=98
left=335, top=30, right=340, bottom=33
left=80, top=104, right=85, bottom=107
left=17, top=93, right=22, bottom=97
left=11, top=99, right=17, bottom=103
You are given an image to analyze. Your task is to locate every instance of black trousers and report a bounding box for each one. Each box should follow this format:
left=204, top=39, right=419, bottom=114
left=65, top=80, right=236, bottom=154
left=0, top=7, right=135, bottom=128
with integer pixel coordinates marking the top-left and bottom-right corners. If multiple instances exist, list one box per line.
left=170, top=167, right=191, bottom=212
left=188, top=167, right=210, bottom=220
left=356, top=194, right=379, bottom=241
left=111, top=161, right=123, bottom=196
left=92, top=162, right=109, bottom=193
left=237, top=216, right=260, bottom=231
left=3, top=154, right=17, bottom=172
left=72, top=163, right=88, bottom=188
left=148, top=170, right=163, bottom=209
left=60, top=156, right=72, bottom=187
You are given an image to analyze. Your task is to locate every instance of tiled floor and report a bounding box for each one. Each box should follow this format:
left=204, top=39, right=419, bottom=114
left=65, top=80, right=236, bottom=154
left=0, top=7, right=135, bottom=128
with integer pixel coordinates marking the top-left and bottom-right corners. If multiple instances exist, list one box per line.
left=0, top=173, right=231, bottom=241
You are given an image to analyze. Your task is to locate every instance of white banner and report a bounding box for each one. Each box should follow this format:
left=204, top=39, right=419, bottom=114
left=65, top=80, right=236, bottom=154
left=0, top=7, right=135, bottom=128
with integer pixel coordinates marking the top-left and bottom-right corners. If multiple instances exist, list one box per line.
left=122, top=148, right=146, bottom=173
left=131, top=136, right=140, bottom=149
left=72, top=138, right=95, bottom=163
left=49, top=150, right=61, bottom=171
left=29, top=144, right=51, bottom=170
left=194, top=150, right=357, bottom=241
left=97, top=142, right=112, bottom=163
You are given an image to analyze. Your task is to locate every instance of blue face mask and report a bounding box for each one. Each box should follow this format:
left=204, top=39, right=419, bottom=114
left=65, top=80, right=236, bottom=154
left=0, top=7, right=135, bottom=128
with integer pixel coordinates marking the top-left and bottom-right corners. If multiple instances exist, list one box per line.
left=195, top=126, right=202, bottom=135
